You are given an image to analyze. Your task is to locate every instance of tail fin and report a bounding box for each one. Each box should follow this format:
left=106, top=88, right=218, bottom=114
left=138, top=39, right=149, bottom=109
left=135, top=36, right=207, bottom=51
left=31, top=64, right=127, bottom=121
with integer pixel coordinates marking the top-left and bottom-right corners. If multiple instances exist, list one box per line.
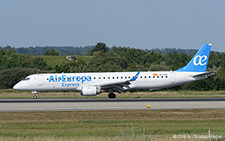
left=175, top=43, right=212, bottom=72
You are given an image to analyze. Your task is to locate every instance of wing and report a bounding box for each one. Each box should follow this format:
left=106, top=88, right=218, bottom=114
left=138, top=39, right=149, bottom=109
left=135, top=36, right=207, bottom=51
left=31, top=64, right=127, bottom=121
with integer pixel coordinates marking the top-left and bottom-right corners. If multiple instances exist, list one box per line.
left=99, top=71, right=141, bottom=93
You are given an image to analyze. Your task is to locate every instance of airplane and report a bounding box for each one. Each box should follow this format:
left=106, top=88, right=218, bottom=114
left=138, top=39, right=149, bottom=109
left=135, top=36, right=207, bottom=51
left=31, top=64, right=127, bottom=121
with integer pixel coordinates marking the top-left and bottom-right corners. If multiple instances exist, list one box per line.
left=13, top=43, right=215, bottom=99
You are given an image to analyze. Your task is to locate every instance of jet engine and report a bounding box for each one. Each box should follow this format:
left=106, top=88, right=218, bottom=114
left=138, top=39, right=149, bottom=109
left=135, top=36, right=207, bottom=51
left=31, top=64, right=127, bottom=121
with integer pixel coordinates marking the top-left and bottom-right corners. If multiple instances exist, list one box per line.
left=81, top=86, right=100, bottom=96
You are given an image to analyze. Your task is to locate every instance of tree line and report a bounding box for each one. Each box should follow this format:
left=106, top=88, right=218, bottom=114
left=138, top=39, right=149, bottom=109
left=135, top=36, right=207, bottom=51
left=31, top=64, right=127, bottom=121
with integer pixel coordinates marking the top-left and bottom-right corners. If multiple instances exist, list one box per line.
left=1, top=45, right=198, bottom=56
left=0, top=43, right=225, bottom=91
left=0, top=45, right=94, bottom=56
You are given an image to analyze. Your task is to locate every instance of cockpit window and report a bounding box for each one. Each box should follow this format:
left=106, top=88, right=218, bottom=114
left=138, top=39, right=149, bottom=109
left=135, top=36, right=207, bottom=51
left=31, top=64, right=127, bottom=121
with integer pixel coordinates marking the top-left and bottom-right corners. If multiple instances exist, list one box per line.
left=23, top=78, right=30, bottom=81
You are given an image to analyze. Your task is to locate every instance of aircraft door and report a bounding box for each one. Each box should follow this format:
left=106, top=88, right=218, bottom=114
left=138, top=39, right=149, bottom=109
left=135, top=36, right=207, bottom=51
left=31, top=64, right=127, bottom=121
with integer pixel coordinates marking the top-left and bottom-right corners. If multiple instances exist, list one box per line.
left=170, top=71, right=176, bottom=83
left=37, top=74, right=43, bottom=86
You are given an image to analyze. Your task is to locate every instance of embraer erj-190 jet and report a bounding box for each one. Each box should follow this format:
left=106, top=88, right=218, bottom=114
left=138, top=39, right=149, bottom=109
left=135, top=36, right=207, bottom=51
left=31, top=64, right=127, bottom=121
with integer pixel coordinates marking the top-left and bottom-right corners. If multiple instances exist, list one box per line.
left=13, top=43, right=214, bottom=99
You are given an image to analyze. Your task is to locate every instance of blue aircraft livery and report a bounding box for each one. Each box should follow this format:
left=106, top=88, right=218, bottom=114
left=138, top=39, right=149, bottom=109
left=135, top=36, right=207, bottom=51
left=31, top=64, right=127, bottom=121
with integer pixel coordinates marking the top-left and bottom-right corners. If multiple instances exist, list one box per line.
left=49, top=75, right=91, bottom=83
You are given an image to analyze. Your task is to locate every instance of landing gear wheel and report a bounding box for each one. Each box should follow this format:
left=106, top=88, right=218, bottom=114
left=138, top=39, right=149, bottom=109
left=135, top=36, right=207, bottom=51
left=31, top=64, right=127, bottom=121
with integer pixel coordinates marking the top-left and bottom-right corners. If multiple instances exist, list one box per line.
left=108, top=93, right=116, bottom=99
left=32, top=91, right=37, bottom=99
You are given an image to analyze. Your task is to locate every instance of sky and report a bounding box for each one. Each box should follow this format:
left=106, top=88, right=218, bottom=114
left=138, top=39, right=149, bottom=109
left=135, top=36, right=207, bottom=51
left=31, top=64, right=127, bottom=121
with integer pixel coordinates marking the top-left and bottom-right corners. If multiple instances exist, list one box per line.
left=0, top=0, right=225, bottom=52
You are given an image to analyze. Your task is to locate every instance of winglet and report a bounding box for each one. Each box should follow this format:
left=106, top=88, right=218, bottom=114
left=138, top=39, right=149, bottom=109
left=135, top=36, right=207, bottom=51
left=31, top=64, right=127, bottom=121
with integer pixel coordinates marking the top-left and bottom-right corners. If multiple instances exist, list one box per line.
left=130, top=71, right=141, bottom=81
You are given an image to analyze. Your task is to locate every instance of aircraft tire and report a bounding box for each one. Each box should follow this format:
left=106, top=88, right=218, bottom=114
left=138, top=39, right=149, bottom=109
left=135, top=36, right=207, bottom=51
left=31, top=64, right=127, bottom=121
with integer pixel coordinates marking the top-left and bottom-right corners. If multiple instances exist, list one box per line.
left=108, top=93, right=116, bottom=99
left=33, top=96, right=37, bottom=99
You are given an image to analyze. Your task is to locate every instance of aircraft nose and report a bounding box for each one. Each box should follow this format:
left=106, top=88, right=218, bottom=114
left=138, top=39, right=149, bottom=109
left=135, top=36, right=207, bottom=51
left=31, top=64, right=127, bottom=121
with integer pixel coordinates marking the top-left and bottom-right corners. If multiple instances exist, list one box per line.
left=13, top=83, right=20, bottom=90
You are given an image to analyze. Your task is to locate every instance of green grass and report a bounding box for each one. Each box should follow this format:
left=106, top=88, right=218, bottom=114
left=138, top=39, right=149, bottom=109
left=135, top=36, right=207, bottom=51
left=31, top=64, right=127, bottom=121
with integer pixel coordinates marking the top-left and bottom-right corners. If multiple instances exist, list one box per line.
left=36, top=56, right=70, bottom=68
left=0, top=109, right=224, bottom=140
left=1, top=89, right=225, bottom=99
left=74, top=55, right=94, bottom=64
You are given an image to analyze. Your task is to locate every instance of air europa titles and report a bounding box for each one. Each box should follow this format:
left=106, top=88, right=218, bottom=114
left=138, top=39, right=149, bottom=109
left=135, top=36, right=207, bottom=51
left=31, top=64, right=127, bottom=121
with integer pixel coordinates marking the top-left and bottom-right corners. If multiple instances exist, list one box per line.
left=49, top=75, right=91, bottom=83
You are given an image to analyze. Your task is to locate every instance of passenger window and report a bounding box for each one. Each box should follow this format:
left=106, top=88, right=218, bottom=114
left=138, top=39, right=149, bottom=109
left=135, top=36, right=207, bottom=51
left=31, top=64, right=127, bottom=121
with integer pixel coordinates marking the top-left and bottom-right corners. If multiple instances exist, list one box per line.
left=113, top=77, right=114, bottom=79
left=149, top=76, right=151, bottom=78
left=153, top=76, right=155, bottom=78
left=157, top=76, right=159, bottom=78
left=103, top=77, right=105, bottom=79
left=94, top=77, right=96, bottom=79
left=140, top=76, right=142, bottom=78
left=125, top=77, right=127, bottom=79
left=99, top=77, right=101, bottom=79
left=144, top=76, right=147, bottom=78
left=108, top=77, right=110, bottom=79
left=161, top=76, right=163, bottom=78
left=117, top=77, right=119, bottom=79
left=121, top=77, right=123, bottom=79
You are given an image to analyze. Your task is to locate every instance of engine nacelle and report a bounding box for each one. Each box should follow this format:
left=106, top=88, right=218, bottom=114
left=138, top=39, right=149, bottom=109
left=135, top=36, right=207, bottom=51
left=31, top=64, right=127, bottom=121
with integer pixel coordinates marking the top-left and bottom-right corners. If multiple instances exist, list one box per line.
left=81, top=86, right=100, bottom=96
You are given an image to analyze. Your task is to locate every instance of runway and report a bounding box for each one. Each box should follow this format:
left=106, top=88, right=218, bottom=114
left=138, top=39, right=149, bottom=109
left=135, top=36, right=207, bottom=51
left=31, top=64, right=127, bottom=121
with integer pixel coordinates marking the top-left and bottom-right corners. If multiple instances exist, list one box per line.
left=0, top=98, right=225, bottom=111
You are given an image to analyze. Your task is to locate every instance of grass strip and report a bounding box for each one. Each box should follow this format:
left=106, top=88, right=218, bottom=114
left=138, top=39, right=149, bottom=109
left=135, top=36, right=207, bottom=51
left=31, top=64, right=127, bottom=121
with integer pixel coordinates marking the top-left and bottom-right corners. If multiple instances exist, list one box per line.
left=0, top=109, right=225, bottom=140
left=1, top=90, right=225, bottom=99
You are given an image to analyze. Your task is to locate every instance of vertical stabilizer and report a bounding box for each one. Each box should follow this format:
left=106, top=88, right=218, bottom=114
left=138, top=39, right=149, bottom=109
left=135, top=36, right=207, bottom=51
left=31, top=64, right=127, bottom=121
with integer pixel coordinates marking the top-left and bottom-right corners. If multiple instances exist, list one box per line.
left=175, top=43, right=212, bottom=72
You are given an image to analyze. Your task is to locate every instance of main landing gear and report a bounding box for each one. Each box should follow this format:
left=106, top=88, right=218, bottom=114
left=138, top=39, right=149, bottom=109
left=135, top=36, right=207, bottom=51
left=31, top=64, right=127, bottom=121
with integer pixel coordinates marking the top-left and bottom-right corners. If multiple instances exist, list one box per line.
left=32, top=91, right=37, bottom=99
left=108, top=92, right=116, bottom=99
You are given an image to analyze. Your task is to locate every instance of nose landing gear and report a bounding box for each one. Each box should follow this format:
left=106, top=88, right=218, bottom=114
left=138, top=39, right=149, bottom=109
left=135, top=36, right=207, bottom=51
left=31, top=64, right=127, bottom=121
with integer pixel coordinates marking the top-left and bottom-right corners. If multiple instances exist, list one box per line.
left=32, top=91, right=37, bottom=99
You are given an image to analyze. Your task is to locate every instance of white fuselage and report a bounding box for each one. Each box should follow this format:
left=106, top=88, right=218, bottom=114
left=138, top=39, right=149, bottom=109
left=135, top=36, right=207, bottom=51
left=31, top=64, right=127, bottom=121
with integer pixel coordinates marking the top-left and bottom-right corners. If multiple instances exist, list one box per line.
left=13, top=71, right=207, bottom=92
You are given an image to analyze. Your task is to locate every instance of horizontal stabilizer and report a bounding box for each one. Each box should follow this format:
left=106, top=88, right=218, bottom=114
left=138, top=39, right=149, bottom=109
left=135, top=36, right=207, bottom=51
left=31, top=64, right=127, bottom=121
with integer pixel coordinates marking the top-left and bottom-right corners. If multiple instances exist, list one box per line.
left=191, top=71, right=215, bottom=78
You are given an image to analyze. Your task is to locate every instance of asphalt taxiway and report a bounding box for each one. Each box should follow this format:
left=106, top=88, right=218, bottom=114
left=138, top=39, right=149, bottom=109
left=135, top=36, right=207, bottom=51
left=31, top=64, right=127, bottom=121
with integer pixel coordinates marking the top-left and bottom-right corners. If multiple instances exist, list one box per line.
left=0, top=98, right=225, bottom=112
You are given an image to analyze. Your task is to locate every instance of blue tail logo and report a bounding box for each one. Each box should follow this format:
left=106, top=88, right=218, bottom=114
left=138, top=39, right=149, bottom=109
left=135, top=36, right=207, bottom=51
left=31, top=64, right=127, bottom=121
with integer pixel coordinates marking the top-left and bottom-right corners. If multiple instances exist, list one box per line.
left=175, top=43, right=212, bottom=72
left=193, top=55, right=207, bottom=66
